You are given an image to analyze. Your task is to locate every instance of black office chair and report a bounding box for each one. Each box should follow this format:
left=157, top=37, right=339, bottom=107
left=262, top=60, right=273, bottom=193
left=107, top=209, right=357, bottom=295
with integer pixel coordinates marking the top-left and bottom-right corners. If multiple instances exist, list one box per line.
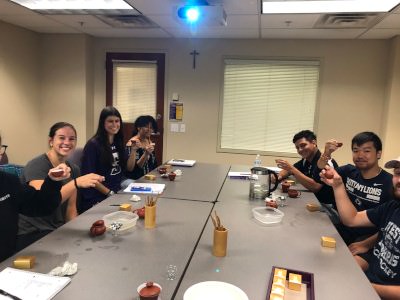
left=68, top=147, right=83, bottom=169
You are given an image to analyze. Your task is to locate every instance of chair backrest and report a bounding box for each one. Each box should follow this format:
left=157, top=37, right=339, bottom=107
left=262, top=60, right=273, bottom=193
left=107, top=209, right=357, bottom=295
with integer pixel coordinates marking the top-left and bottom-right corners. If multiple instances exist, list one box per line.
left=68, top=147, right=84, bottom=169
left=0, top=164, right=24, bottom=182
left=0, top=152, right=9, bottom=165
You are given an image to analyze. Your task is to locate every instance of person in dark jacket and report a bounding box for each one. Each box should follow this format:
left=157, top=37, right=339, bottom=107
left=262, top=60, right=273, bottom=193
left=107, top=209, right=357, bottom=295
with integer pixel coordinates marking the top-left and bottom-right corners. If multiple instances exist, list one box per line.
left=0, top=162, right=70, bottom=262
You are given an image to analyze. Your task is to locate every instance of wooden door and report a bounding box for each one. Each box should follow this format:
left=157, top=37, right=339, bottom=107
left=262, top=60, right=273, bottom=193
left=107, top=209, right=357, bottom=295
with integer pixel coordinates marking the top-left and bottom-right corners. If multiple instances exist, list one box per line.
left=106, top=53, right=165, bottom=165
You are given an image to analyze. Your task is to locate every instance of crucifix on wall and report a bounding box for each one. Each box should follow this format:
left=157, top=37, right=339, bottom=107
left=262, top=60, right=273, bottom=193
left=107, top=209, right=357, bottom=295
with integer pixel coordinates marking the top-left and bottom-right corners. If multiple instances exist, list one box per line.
left=190, top=50, right=199, bottom=69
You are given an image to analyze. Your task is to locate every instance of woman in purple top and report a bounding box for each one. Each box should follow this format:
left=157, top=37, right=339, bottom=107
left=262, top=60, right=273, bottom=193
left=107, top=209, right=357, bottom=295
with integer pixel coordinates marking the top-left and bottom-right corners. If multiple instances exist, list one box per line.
left=80, top=106, right=126, bottom=212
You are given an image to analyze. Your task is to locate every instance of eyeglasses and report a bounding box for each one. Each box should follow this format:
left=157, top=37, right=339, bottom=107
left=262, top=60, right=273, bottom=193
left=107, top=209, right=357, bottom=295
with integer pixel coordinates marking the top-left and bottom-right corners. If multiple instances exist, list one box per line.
left=0, top=145, right=8, bottom=155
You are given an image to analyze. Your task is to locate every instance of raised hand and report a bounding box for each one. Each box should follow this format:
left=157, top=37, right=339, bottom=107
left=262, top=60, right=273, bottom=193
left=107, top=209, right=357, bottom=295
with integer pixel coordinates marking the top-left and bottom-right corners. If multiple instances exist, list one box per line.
left=48, top=163, right=71, bottom=181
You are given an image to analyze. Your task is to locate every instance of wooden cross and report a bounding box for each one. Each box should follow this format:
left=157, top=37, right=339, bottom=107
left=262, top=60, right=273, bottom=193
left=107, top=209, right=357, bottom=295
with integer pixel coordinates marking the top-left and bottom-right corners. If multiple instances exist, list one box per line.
left=190, top=50, right=199, bottom=69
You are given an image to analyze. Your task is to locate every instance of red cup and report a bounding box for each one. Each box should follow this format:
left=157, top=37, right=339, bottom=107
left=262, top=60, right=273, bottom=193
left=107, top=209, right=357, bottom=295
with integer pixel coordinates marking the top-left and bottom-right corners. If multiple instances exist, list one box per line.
left=281, top=182, right=291, bottom=193
left=288, top=189, right=301, bottom=198
left=168, top=172, right=176, bottom=181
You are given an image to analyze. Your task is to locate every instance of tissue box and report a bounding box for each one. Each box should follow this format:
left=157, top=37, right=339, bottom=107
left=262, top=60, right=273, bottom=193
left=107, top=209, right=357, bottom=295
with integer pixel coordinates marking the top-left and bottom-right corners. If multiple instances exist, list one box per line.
left=119, top=203, right=132, bottom=212
left=13, top=256, right=35, bottom=269
left=321, top=236, right=336, bottom=248
left=288, top=273, right=302, bottom=291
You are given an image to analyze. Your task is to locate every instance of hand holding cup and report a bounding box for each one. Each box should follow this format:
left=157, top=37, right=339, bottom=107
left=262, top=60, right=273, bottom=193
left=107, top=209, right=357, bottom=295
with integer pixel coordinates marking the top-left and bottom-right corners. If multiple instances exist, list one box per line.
left=48, top=163, right=70, bottom=181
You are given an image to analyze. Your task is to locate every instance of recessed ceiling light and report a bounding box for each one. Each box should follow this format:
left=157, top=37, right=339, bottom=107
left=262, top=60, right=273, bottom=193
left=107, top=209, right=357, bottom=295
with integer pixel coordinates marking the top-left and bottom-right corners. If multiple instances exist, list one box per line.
left=10, top=0, right=133, bottom=10
left=262, top=0, right=400, bottom=14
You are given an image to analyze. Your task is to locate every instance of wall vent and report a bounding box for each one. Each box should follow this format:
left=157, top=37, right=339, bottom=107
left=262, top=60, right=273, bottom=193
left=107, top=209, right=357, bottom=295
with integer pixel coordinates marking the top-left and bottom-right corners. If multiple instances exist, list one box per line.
left=96, top=15, right=159, bottom=28
left=314, top=13, right=383, bottom=29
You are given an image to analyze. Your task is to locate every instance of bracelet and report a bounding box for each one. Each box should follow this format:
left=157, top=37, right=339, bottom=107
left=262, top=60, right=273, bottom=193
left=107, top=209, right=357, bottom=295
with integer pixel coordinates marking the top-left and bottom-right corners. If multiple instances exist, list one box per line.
left=73, top=177, right=79, bottom=190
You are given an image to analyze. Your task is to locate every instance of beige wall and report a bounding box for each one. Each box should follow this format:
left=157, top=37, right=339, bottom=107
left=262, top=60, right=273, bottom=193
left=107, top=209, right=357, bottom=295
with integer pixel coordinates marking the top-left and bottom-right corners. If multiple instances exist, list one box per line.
left=0, top=21, right=41, bottom=164
left=381, top=36, right=400, bottom=164
left=1, top=19, right=399, bottom=168
left=39, top=34, right=92, bottom=149
left=93, top=38, right=391, bottom=166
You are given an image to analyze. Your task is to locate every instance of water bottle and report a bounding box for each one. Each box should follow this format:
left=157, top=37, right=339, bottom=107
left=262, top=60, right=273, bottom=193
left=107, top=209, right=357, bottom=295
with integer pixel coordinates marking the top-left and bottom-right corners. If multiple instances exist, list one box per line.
left=254, top=154, right=262, bottom=167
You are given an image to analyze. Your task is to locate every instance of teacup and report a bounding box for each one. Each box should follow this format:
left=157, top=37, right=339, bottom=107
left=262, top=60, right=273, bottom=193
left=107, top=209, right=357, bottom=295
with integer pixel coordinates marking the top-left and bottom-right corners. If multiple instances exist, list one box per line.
left=168, top=172, right=176, bottom=181
left=158, top=167, right=167, bottom=174
left=281, top=182, right=291, bottom=193
left=288, top=189, right=301, bottom=198
left=137, top=282, right=161, bottom=300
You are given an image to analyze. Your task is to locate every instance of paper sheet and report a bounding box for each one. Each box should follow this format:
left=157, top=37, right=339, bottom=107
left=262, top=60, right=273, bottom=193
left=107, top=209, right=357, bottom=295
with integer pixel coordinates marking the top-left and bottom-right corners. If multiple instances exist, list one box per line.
left=0, top=267, right=71, bottom=300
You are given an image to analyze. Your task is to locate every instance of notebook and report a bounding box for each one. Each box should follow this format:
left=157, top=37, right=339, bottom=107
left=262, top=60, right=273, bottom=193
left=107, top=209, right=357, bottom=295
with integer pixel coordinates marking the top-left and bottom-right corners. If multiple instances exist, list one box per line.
left=167, top=159, right=196, bottom=167
left=0, top=267, right=71, bottom=300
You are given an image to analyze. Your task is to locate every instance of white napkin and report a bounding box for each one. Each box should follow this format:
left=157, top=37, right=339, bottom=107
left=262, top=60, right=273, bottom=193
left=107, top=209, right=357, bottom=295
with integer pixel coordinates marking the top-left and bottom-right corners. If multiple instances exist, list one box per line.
left=174, top=169, right=183, bottom=176
left=48, top=261, right=78, bottom=276
left=130, top=195, right=141, bottom=202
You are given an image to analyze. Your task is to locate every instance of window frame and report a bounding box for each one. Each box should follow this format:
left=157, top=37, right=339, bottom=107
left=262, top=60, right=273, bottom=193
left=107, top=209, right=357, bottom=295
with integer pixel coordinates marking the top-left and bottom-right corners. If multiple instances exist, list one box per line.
left=217, top=56, right=321, bottom=157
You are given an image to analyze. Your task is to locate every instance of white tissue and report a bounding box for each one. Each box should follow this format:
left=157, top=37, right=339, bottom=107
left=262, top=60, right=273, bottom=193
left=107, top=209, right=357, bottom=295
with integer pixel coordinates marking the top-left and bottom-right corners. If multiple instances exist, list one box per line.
left=48, top=261, right=78, bottom=276
left=174, top=169, right=183, bottom=176
left=130, top=195, right=141, bottom=202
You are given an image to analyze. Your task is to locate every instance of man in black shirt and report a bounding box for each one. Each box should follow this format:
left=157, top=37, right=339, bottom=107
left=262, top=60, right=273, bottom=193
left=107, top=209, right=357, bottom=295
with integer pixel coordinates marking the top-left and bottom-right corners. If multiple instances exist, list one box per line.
left=276, top=130, right=337, bottom=205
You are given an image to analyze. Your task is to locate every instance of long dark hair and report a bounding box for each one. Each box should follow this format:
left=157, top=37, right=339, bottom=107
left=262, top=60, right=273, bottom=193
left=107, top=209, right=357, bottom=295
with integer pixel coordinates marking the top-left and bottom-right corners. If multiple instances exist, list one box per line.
left=132, top=115, right=158, bottom=136
left=92, top=106, right=125, bottom=168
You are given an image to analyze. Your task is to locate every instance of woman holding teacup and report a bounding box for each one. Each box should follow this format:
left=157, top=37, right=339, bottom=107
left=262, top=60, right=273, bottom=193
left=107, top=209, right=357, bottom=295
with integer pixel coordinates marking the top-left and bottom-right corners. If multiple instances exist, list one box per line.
left=125, top=115, right=158, bottom=180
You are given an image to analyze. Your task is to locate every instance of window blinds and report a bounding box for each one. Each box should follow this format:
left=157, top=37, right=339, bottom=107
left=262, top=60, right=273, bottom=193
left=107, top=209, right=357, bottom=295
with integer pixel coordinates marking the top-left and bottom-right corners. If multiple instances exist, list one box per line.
left=220, top=59, right=320, bottom=154
left=112, top=61, right=157, bottom=123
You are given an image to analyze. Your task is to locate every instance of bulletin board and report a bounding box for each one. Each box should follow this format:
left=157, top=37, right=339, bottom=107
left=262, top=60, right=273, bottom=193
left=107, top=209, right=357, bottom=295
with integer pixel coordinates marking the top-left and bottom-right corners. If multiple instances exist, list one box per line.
left=169, top=102, right=183, bottom=121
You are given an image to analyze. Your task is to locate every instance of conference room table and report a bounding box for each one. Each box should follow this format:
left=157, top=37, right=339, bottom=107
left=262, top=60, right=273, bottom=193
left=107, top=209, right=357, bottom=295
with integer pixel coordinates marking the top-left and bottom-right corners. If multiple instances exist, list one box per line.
left=175, top=165, right=380, bottom=299
left=135, top=162, right=230, bottom=202
left=0, top=163, right=380, bottom=299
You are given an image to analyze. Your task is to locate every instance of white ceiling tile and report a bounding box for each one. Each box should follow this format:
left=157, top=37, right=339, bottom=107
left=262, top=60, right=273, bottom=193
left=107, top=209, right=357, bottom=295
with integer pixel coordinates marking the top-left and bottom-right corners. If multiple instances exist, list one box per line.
left=0, top=0, right=31, bottom=15
left=84, top=27, right=171, bottom=38
left=166, top=27, right=259, bottom=39
left=261, top=28, right=365, bottom=39
left=359, top=28, right=400, bottom=39
left=46, top=14, right=110, bottom=29
left=0, top=13, right=66, bottom=28
left=261, top=14, right=320, bottom=28
left=374, top=13, right=400, bottom=28
left=0, top=0, right=398, bottom=39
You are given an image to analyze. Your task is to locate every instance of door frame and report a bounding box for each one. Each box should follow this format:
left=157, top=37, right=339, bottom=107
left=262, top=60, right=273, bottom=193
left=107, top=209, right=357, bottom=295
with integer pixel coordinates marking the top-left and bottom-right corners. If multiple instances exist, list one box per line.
left=105, top=52, right=165, bottom=165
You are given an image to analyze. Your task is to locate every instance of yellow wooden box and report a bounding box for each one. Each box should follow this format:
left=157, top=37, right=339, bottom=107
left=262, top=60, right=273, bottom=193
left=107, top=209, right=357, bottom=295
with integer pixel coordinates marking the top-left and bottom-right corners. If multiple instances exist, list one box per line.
left=144, top=174, right=156, bottom=180
left=273, top=268, right=287, bottom=279
left=321, top=236, right=336, bottom=248
left=306, top=203, right=321, bottom=212
left=13, top=256, right=35, bottom=269
left=288, top=273, right=302, bottom=291
left=119, top=203, right=132, bottom=212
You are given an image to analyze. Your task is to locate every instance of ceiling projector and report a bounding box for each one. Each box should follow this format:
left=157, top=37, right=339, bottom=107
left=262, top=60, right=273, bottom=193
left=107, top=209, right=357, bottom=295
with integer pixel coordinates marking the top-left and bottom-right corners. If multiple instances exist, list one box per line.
left=177, top=4, right=227, bottom=26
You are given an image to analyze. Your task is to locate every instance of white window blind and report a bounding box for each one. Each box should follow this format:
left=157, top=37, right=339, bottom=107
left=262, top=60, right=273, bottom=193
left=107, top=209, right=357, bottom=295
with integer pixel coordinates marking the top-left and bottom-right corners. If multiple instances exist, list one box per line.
left=220, top=59, right=320, bottom=155
left=113, top=61, right=157, bottom=123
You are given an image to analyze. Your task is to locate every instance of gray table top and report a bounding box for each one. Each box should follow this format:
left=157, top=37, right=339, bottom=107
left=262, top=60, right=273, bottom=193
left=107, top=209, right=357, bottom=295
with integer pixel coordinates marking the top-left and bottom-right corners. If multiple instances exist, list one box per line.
left=0, top=164, right=381, bottom=300
left=135, top=162, right=230, bottom=202
left=175, top=176, right=380, bottom=300
left=1, top=194, right=213, bottom=300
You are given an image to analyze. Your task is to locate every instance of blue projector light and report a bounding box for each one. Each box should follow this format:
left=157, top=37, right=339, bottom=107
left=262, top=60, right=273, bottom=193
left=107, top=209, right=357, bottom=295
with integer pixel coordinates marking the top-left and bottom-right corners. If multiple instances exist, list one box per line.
left=178, top=6, right=200, bottom=23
